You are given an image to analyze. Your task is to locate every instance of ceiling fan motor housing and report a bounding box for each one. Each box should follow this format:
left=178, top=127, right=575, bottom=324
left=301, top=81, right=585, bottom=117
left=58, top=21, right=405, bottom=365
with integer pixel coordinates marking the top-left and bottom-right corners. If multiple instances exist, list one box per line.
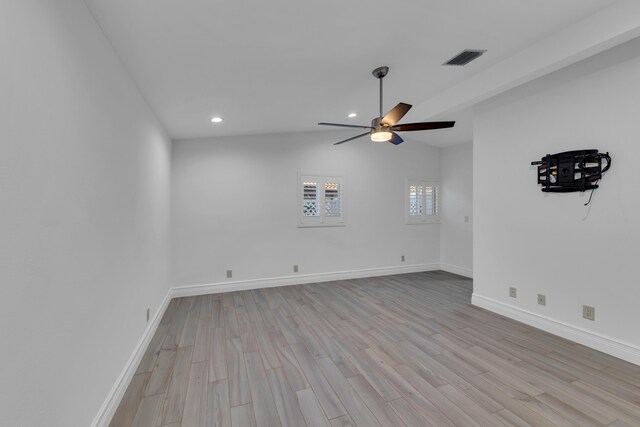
left=371, top=117, right=387, bottom=132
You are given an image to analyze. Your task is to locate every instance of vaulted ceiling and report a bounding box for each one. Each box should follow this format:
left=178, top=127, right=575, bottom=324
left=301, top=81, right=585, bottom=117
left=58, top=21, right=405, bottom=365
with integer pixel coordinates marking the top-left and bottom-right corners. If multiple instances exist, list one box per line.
left=84, top=0, right=639, bottom=145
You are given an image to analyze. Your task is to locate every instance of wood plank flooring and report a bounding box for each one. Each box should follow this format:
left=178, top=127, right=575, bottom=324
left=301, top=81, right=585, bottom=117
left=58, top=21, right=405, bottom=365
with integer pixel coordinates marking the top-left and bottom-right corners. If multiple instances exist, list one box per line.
left=110, top=271, right=640, bottom=426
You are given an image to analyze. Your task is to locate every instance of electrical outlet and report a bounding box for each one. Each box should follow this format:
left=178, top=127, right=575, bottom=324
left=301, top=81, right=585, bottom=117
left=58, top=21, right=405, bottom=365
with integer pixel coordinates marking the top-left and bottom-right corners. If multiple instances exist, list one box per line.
left=464, top=216, right=470, bottom=223
left=226, top=269, right=233, bottom=279
left=293, top=264, right=299, bottom=273
left=537, top=294, right=546, bottom=306
left=401, top=255, right=405, bottom=262
left=146, top=308, right=150, bottom=322
left=583, top=305, right=595, bottom=321
left=509, top=287, right=517, bottom=298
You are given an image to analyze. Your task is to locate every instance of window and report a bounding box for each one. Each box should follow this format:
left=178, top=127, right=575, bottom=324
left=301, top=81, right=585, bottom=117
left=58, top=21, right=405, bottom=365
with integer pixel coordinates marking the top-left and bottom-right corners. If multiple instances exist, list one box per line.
left=299, top=174, right=345, bottom=227
left=406, top=180, right=439, bottom=224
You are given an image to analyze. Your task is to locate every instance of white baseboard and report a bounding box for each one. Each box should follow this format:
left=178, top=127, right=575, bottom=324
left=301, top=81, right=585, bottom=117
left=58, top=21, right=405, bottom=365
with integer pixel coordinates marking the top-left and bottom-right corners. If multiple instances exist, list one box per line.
left=91, top=291, right=173, bottom=427
left=171, top=263, right=441, bottom=298
left=472, top=293, right=640, bottom=366
left=440, top=263, right=473, bottom=278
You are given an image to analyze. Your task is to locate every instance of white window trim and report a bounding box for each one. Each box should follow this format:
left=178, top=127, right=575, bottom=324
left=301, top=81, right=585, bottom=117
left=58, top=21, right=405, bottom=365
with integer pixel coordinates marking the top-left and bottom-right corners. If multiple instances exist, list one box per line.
left=298, top=173, right=346, bottom=228
left=405, top=179, right=440, bottom=224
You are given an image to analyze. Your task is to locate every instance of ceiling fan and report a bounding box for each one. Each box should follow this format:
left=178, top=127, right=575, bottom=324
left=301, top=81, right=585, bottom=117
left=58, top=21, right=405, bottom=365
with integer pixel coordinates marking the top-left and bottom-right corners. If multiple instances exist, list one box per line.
left=319, top=66, right=455, bottom=145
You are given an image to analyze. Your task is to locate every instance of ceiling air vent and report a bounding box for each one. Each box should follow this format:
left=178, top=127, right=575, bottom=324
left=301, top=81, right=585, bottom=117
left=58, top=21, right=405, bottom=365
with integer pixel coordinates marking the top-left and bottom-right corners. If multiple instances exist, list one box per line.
left=443, top=49, right=487, bottom=66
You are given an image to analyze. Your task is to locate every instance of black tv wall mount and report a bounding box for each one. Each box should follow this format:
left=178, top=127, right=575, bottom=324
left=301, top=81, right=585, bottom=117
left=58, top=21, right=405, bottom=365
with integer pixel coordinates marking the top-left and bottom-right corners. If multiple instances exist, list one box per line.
left=531, top=149, right=611, bottom=193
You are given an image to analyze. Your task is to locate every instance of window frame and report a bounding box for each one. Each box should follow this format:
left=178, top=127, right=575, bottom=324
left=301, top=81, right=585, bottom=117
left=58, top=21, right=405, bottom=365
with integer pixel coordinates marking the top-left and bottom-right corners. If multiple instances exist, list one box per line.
left=298, top=173, right=346, bottom=228
left=405, top=179, right=440, bottom=224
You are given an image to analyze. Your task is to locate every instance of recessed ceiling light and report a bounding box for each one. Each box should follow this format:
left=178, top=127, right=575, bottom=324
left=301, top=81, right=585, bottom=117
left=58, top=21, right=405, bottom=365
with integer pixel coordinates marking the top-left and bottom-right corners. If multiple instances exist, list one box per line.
left=347, top=113, right=358, bottom=118
left=211, top=117, right=223, bottom=123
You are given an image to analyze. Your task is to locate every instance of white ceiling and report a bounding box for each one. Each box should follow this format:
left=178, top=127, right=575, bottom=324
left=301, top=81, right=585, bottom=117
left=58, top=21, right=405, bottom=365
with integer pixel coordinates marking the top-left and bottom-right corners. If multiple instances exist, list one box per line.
left=85, top=0, right=620, bottom=145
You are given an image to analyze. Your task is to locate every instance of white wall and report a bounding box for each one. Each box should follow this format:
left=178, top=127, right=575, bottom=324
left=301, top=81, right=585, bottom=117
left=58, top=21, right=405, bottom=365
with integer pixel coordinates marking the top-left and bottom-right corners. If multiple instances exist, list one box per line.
left=0, top=2, right=171, bottom=426
left=474, top=38, right=640, bottom=362
left=440, top=142, right=473, bottom=277
left=172, top=131, right=441, bottom=286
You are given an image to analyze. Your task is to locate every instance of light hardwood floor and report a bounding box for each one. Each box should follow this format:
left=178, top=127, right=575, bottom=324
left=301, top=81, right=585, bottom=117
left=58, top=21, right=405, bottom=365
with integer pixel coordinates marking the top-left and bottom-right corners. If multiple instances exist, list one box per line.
left=110, top=271, right=640, bottom=426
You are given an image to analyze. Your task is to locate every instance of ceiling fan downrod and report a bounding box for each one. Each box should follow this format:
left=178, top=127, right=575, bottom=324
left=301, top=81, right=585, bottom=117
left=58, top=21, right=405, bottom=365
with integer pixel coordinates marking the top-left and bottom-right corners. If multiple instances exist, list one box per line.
left=372, top=66, right=389, bottom=121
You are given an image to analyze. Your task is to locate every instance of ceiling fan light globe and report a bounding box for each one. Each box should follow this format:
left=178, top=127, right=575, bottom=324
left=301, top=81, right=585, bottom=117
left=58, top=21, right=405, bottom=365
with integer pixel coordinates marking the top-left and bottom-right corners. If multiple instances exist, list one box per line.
left=371, top=131, right=393, bottom=142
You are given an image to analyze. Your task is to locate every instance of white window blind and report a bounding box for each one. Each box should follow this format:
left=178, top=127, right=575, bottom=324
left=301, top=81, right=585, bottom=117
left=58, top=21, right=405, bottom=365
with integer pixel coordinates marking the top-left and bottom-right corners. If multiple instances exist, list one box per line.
left=299, top=174, right=345, bottom=227
left=302, top=181, right=320, bottom=217
left=324, top=182, right=341, bottom=217
left=406, top=180, right=439, bottom=224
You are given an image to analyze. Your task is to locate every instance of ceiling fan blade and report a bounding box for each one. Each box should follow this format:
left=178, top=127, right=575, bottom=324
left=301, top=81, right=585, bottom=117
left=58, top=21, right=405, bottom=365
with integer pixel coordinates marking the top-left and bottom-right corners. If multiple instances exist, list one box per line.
left=333, top=132, right=370, bottom=145
left=388, top=132, right=404, bottom=145
left=392, top=121, right=455, bottom=132
left=381, top=102, right=412, bottom=126
left=319, top=122, right=373, bottom=129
